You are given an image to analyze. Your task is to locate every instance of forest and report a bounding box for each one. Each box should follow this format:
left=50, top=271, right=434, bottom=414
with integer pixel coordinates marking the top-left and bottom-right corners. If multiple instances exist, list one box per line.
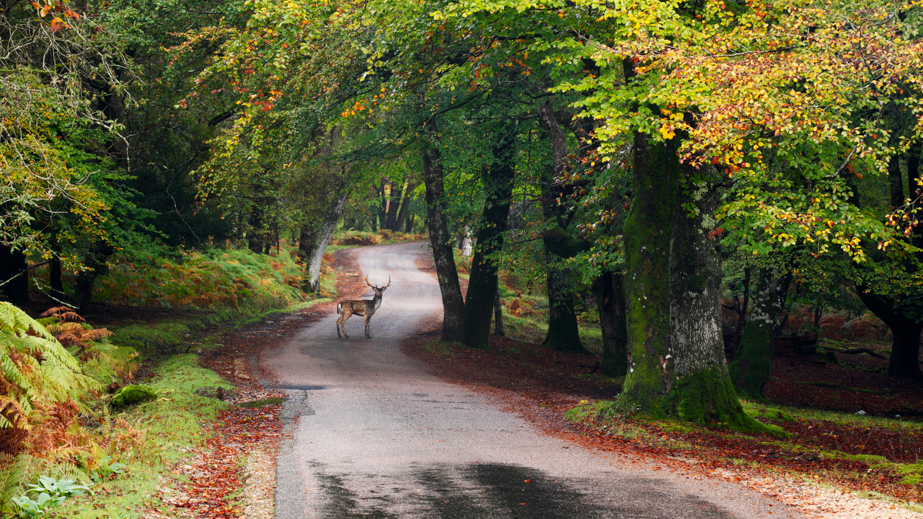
left=2, top=0, right=923, bottom=515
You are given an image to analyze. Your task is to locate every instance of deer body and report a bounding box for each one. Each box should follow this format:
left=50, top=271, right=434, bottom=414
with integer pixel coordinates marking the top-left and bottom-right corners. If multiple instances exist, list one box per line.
left=336, top=276, right=390, bottom=338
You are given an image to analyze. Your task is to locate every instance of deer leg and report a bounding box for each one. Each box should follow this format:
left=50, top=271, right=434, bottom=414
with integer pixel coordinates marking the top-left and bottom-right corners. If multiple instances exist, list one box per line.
left=365, top=315, right=372, bottom=338
left=339, top=313, right=351, bottom=338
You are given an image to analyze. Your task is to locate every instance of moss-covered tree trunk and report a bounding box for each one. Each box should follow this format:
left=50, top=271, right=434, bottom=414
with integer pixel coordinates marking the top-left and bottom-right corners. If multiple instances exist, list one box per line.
left=422, top=147, right=465, bottom=342
left=595, top=270, right=628, bottom=377
left=618, top=119, right=763, bottom=429
left=728, top=268, right=792, bottom=399
left=666, top=171, right=756, bottom=427
left=618, top=128, right=679, bottom=410
left=463, top=131, right=517, bottom=351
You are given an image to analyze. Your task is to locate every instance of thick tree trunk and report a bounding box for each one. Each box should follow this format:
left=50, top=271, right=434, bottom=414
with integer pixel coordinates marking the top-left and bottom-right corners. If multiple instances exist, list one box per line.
left=728, top=268, right=792, bottom=399
left=302, top=189, right=350, bottom=293
left=667, top=169, right=753, bottom=427
left=595, top=271, right=628, bottom=377
left=541, top=263, right=587, bottom=353
left=0, top=244, right=29, bottom=304
left=857, top=290, right=923, bottom=379
left=385, top=182, right=401, bottom=230
left=617, top=125, right=760, bottom=429
left=422, top=147, right=465, bottom=342
left=889, top=322, right=923, bottom=379
left=463, top=129, right=517, bottom=351
left=618, top=131, right=679, bottom=410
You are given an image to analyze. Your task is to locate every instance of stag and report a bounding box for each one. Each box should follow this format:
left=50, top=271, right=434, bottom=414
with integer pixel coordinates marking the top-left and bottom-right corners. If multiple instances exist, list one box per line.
left=336, top=275, right=390, bottom=338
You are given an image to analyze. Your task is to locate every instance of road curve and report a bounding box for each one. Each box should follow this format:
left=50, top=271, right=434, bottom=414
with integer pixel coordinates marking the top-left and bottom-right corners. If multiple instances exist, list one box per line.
left=260, top=242, right=802, bottom=519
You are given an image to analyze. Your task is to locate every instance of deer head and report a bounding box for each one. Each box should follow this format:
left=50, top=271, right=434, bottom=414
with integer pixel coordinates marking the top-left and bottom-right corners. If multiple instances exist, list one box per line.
left=365, top=275, right=391, bottom=297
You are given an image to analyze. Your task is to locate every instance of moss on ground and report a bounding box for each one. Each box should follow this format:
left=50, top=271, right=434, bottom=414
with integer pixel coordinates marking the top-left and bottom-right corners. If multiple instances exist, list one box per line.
left=109, top=385, right=157, bottom=408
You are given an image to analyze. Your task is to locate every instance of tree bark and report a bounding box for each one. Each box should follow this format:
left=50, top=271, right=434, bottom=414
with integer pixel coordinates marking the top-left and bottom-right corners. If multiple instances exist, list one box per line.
left=728, top=268, right=792, bottom=399
left=493, top=286, right=504, bottom=336
left=247, top=207, right=267, bottom=254
left=619, top=129, right=679, bottom=411
left=541, top=263, right=587, bottom=352
left=617, top=104, right=761, bottom=429
left=463, top=127, right=517, bottom=351
left=50, top=256, right=64, bottom=301
left=666, top=168, right=754, bottom=427
left=73, top=243, right=114, bottom=311
left=422, top=147, right=465, bottom=342
left=302, top=188, right=350, bottom=293
left=385, top=182, right=401, bottom=230
left=537, top=101, right=588, bottom=353
left=0, top=244, right=29, bottom=304
left=595, top=271, right=628, bottom=377
left=393, top=182, right=416, bottom=232
left=857, top=290, right=923, bottom=379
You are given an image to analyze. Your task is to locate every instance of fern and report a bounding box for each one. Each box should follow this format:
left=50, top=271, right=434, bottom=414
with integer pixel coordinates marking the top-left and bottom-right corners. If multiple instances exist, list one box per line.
left=0, top=303, right=102, bottom=438
left=0, top=453, right=29, bottom=515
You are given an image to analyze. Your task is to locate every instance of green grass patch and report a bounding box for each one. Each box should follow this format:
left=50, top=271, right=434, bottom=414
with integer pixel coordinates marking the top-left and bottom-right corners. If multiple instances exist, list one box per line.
left=237, top=397, right=287, bottom=408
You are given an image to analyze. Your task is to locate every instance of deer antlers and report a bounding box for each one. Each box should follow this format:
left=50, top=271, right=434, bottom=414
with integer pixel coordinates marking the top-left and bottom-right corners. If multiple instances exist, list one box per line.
left=365, top=275, right=391, bottom=289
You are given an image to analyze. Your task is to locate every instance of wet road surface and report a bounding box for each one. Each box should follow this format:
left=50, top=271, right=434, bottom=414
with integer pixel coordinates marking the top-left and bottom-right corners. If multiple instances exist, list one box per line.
left=260, top=242, right=802, bottom=518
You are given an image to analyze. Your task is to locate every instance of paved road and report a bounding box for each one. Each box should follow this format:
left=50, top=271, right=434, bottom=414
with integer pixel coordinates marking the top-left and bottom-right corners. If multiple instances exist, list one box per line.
left=260, top=242, right=802, bottom=519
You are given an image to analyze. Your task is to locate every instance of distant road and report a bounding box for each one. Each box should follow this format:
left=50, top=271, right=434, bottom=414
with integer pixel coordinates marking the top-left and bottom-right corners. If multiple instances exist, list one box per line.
left=260, top=242, right=801, bottom=519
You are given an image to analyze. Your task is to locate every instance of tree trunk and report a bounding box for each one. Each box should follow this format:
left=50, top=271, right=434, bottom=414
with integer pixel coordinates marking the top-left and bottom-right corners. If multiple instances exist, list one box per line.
left=493, top=286, right=504, bottom=336
left=73, top=243, right=113, bottom=311
left=463, top=128, right=517, bottom=351
left=385, top=182, right=401, bottom=230
left=50, top=256, right=64, bottom=302
left=457, top=227, right=474, bottom=257
left=377, top=181, right=388, bottom=232
left=729, top=268, right=792, bottom=399
left=302, top=189, right=350, bottom=293
left=541, top=263, right=587, bottom=353
left=618, top=130, right=679, bottom=411
left=248, top=207, right=267, bottom=254
left=617, top=119, right=760, bottom=429
left=422, top=147, right=465, bottom=342
left=857, top=290, right=923, bottom=379
left=393, top=182, right=416, bottom=232
left=0, top=244, right=29, bottom=304
left=666, top=168, right=754, bottom=427
left=537, top=101, right=588, bottom=353
left=595, top=271, right=628, bottom=377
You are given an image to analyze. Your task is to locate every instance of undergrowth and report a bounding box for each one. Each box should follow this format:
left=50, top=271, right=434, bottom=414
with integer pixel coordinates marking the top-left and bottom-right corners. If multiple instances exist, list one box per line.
left=95, top=247, right=306, bottom=311
left=1, top=242, right=336, bottom=517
